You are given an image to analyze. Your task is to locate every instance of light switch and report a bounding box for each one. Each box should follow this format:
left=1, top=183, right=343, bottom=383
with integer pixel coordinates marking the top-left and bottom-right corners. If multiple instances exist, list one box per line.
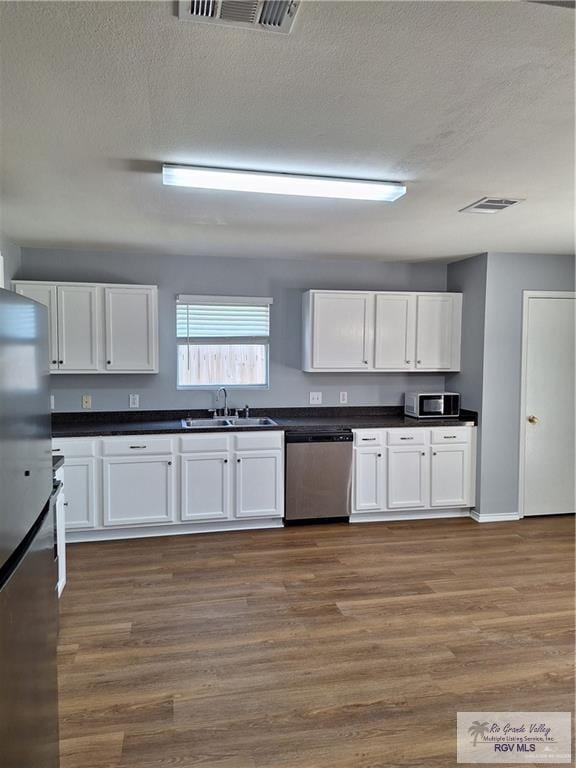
left=129, top=394, right=140, bottom=408
left=81, top=394, right=92, bottom=409
left=309, top=392, right=322, bottom=405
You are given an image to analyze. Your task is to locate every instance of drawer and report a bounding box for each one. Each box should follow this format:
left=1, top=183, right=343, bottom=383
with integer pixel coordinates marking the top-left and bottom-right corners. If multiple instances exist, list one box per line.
left=101, top=437, right=174, bottom=456
left=353, top=430, right=384, bottom=447
left=431, top=427, right=469, bottom=444
left=233, top=431, right=283, bottom=451
left=52, top=439, right=97, bottom=457
left=387, top=429, right=427, bottom=446
left=179, top=434, right=231, bottom=453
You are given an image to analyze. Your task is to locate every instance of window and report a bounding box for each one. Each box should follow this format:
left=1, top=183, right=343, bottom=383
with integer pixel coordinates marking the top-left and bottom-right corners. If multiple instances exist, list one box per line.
left=176, top=295, right=272, bottom=388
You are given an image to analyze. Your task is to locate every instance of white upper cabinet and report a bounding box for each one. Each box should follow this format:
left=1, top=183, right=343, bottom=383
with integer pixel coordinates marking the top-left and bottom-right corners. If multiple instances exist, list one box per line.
left=304, top=291, right=373, bottom=370
left=57, top=285, right=100, bottom=372
left=303, top=290, right=461, bottom=373
left=13, top=283, right=59, bottom=371
left=12, top=281, right=159, bottom=374
left=105, top=287, right=158, bottom=372
left=374, top=293, right=415, bottom=370
left=415, top=294, right=461, bottom=371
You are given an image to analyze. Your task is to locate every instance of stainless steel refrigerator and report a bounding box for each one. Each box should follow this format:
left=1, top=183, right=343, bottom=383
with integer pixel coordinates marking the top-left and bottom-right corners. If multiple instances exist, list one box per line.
left=0, top=287, right=59, bottom=768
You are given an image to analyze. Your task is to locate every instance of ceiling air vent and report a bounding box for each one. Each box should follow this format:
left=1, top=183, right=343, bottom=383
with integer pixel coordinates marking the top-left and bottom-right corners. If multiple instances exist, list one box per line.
left=178, top=0, right=300, bottom=33
left=459, top=197, right=524, bottom=214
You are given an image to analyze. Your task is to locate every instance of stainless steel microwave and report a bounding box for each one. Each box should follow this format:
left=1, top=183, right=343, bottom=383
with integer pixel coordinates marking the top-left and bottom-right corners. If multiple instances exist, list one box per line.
left=404, top=392, right=460, bottom=419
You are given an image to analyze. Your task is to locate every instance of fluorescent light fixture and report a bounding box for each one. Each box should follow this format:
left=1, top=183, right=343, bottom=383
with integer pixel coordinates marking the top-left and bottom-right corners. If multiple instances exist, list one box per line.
left=162, top=164, right=406, bottom=202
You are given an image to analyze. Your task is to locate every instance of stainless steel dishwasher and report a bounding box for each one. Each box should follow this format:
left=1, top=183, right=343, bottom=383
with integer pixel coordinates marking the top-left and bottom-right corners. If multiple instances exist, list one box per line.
left=285, top=431, right=353, bottom=521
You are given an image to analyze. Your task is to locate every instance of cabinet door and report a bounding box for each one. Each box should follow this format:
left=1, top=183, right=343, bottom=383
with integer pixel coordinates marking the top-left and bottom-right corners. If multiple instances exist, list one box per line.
left=312, top=292, right=372, bottom=369
left=57, top=285, right=100, bottom=371
left=374, top=294, right=415, bottom=370
left=180, top=453, right=231, bottom=521
left=13, top=283, right=59, bottom=370
left=103, top=456, right=174, bottom=526
left=104, top=287, right=158, bottom=372
left=235, top=451, right=283, bottom=519
left=430, top=445, right=470, bottom=507
left=61, top=457, right=97, bottom=529
left=415, top=294, right=461, bottom=371
left=353, top=448, right=384, bottom=512
left=387, top=446, right=429, bottom=509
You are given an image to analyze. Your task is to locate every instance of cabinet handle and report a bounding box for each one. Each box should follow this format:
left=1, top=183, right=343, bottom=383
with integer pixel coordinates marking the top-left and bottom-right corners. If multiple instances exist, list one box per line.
left=433, top=452, right=437, bottom=456
left=417, top=360, right=422, bottom=364
left=237, top=458, right=241, bottom=463
left=362, top=438, right=377, bottom=442
left=53, top=449, right=61, bottom=452
left=405, top=360, right=411, bottom=364
left=51, top=360, right=57, bottom=365
left=129, top=445, right=147, bottom=449
left=443, top=435, right=457, bottom=439
left=59, top=360, right=63, bottom=365
left=224, top=459, right=228, bottom=464
left=107, top=360, right=112, bottom=365
left=168, top=461, right=172, bottom=466
left=377, top=453, right=382, bottom=457
left=363, top=360, right=368, bottom=364
left=421, top=452, right=426, bottom=456
left=63, top=502, right=68, bottom=507
left=400, top=437, right=413, bottom=441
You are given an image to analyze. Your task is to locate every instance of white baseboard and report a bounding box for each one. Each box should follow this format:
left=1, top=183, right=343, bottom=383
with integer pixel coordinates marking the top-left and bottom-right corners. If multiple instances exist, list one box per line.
left=67, top=518, right=284, bottom=543
left=470, top=509, right=521, bottom=523
left=350, top=508, right=472, bottom=524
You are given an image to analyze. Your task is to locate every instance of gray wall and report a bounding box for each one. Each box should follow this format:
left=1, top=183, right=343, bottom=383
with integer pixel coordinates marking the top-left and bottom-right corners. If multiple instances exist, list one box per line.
left=1, top=236, right=21, bottom=287
left=446, top=253, right=488, bottom=511
left=479, top=252, right=575, bottom=519
left=18, top=248, right=448, bottom=412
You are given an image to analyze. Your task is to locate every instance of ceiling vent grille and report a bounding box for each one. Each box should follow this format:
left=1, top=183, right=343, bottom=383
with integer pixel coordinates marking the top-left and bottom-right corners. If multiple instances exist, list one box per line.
left=179, top=0, right=299, bottom=33
left=459, top=197, right=524, bottom=214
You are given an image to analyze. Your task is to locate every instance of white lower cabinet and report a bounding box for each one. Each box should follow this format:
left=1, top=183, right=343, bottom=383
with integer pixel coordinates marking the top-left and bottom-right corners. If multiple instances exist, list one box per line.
left=430, top=445, right=470, bottom=507
left=180, top=453, right=231, bottom=521
left=387, top=445, right=429, bottom=509
left=352, top=427, right=475, bottom=517
left=353, top=447, right=384, bottom=511
left=235, top=451, right=283, bottom=519
left=59, top=456, right=97, bottom=529
left=102, top=456, right=175, bottom=526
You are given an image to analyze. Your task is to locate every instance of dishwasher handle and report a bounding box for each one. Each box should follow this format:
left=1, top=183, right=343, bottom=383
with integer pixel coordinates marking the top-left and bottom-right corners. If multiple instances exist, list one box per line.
left=285, top=432, right=353, bottom=443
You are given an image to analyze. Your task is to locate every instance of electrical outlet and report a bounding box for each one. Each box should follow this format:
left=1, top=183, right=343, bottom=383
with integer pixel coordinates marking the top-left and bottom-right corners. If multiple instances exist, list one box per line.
left=339, top=391, right=348, bottom=405
left=81, top=394, right=92, bottom=409
left=309, top=392, right=322, bottom=405
left=129, top=394, right=140, bottom=408
left=50, top=395, right=55, bottom=410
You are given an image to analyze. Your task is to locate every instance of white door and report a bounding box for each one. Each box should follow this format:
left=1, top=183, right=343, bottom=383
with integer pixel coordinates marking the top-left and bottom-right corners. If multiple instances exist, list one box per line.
left=415, top=294, right=461, bottom=370
left=387, top=446, right=429, bottom=509
left=180, top=453, right=231, bottom=521
left=57, top=285, right=100, bottom=371
left=103, top=456, right=175, bottom=526
left=312, top=292, right=372, bottom=369
left=14, top=283, right=59, bottom=370
left=353, top=448, right=384, bottom=511
left=430, top=445, right=470, bottom=507
left=61, top=458, right=97, bottom=529
left=235, top=451, right=283, bottom=518
left=374, top=294, right=415, bottom=370
left=521, top=293, right=575, bottom=516
left=105, top=287, right=158, bottom=372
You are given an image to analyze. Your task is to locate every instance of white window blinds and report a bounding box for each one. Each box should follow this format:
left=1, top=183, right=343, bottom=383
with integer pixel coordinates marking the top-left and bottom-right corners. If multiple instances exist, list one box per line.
left=176, top=296, right=272, bottom=340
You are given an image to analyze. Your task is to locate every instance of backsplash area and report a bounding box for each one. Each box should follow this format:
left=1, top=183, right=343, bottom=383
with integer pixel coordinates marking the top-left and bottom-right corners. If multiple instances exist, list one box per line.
left=18, top=248, right=448, bottom=412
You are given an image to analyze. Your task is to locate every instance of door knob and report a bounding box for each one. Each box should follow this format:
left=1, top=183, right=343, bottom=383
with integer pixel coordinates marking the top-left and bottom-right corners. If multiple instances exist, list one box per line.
left=527, top=415, right=539, bottom=424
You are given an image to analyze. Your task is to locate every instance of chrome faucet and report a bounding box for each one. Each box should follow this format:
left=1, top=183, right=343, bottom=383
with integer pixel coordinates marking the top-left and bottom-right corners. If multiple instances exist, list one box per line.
left=216, top=387, right=229, bottom=417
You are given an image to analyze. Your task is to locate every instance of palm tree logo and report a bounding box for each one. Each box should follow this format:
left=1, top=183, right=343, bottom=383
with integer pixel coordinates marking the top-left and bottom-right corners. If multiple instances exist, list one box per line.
left=468, top=721, right=490, bottom=746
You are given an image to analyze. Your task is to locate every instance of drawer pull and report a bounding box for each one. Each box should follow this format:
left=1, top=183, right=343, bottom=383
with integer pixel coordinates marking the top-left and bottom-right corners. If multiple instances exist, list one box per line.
left=362, top=437, right=377, bottom=442
left=53, top=449, right=61, bottom=452
left=421, top=452, right=426, bottom=456
left=400, top=437, right=414, bottom=441
left=377, top=453, right=382, bottom=457
left=129, top=445, right=147, bottom=449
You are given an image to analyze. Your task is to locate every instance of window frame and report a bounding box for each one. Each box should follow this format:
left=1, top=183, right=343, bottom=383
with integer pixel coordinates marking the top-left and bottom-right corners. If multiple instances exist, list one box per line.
left=175, top=295, right=272, bottom=391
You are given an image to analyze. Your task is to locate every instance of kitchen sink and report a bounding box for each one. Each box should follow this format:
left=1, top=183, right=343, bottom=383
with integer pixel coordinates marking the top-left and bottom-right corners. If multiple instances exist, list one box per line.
left=181, top=416, right=277, bottom=429
left=227, top=417, right=278, bottom=427
left=181, top=418, right=231, bottom=428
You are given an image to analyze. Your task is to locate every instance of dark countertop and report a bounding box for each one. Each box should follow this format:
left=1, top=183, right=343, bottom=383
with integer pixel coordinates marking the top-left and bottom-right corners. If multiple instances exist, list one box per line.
left=52, top=407, right=477, bottom=438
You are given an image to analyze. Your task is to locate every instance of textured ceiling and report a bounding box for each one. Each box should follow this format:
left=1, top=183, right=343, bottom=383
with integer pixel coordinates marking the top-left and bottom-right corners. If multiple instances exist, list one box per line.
left=0, top=0, right=573, bottom=261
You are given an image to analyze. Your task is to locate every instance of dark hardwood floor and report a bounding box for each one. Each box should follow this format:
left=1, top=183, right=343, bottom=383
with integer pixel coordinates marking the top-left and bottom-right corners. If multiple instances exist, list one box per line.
left=58, top=516, right=575, bottom=768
